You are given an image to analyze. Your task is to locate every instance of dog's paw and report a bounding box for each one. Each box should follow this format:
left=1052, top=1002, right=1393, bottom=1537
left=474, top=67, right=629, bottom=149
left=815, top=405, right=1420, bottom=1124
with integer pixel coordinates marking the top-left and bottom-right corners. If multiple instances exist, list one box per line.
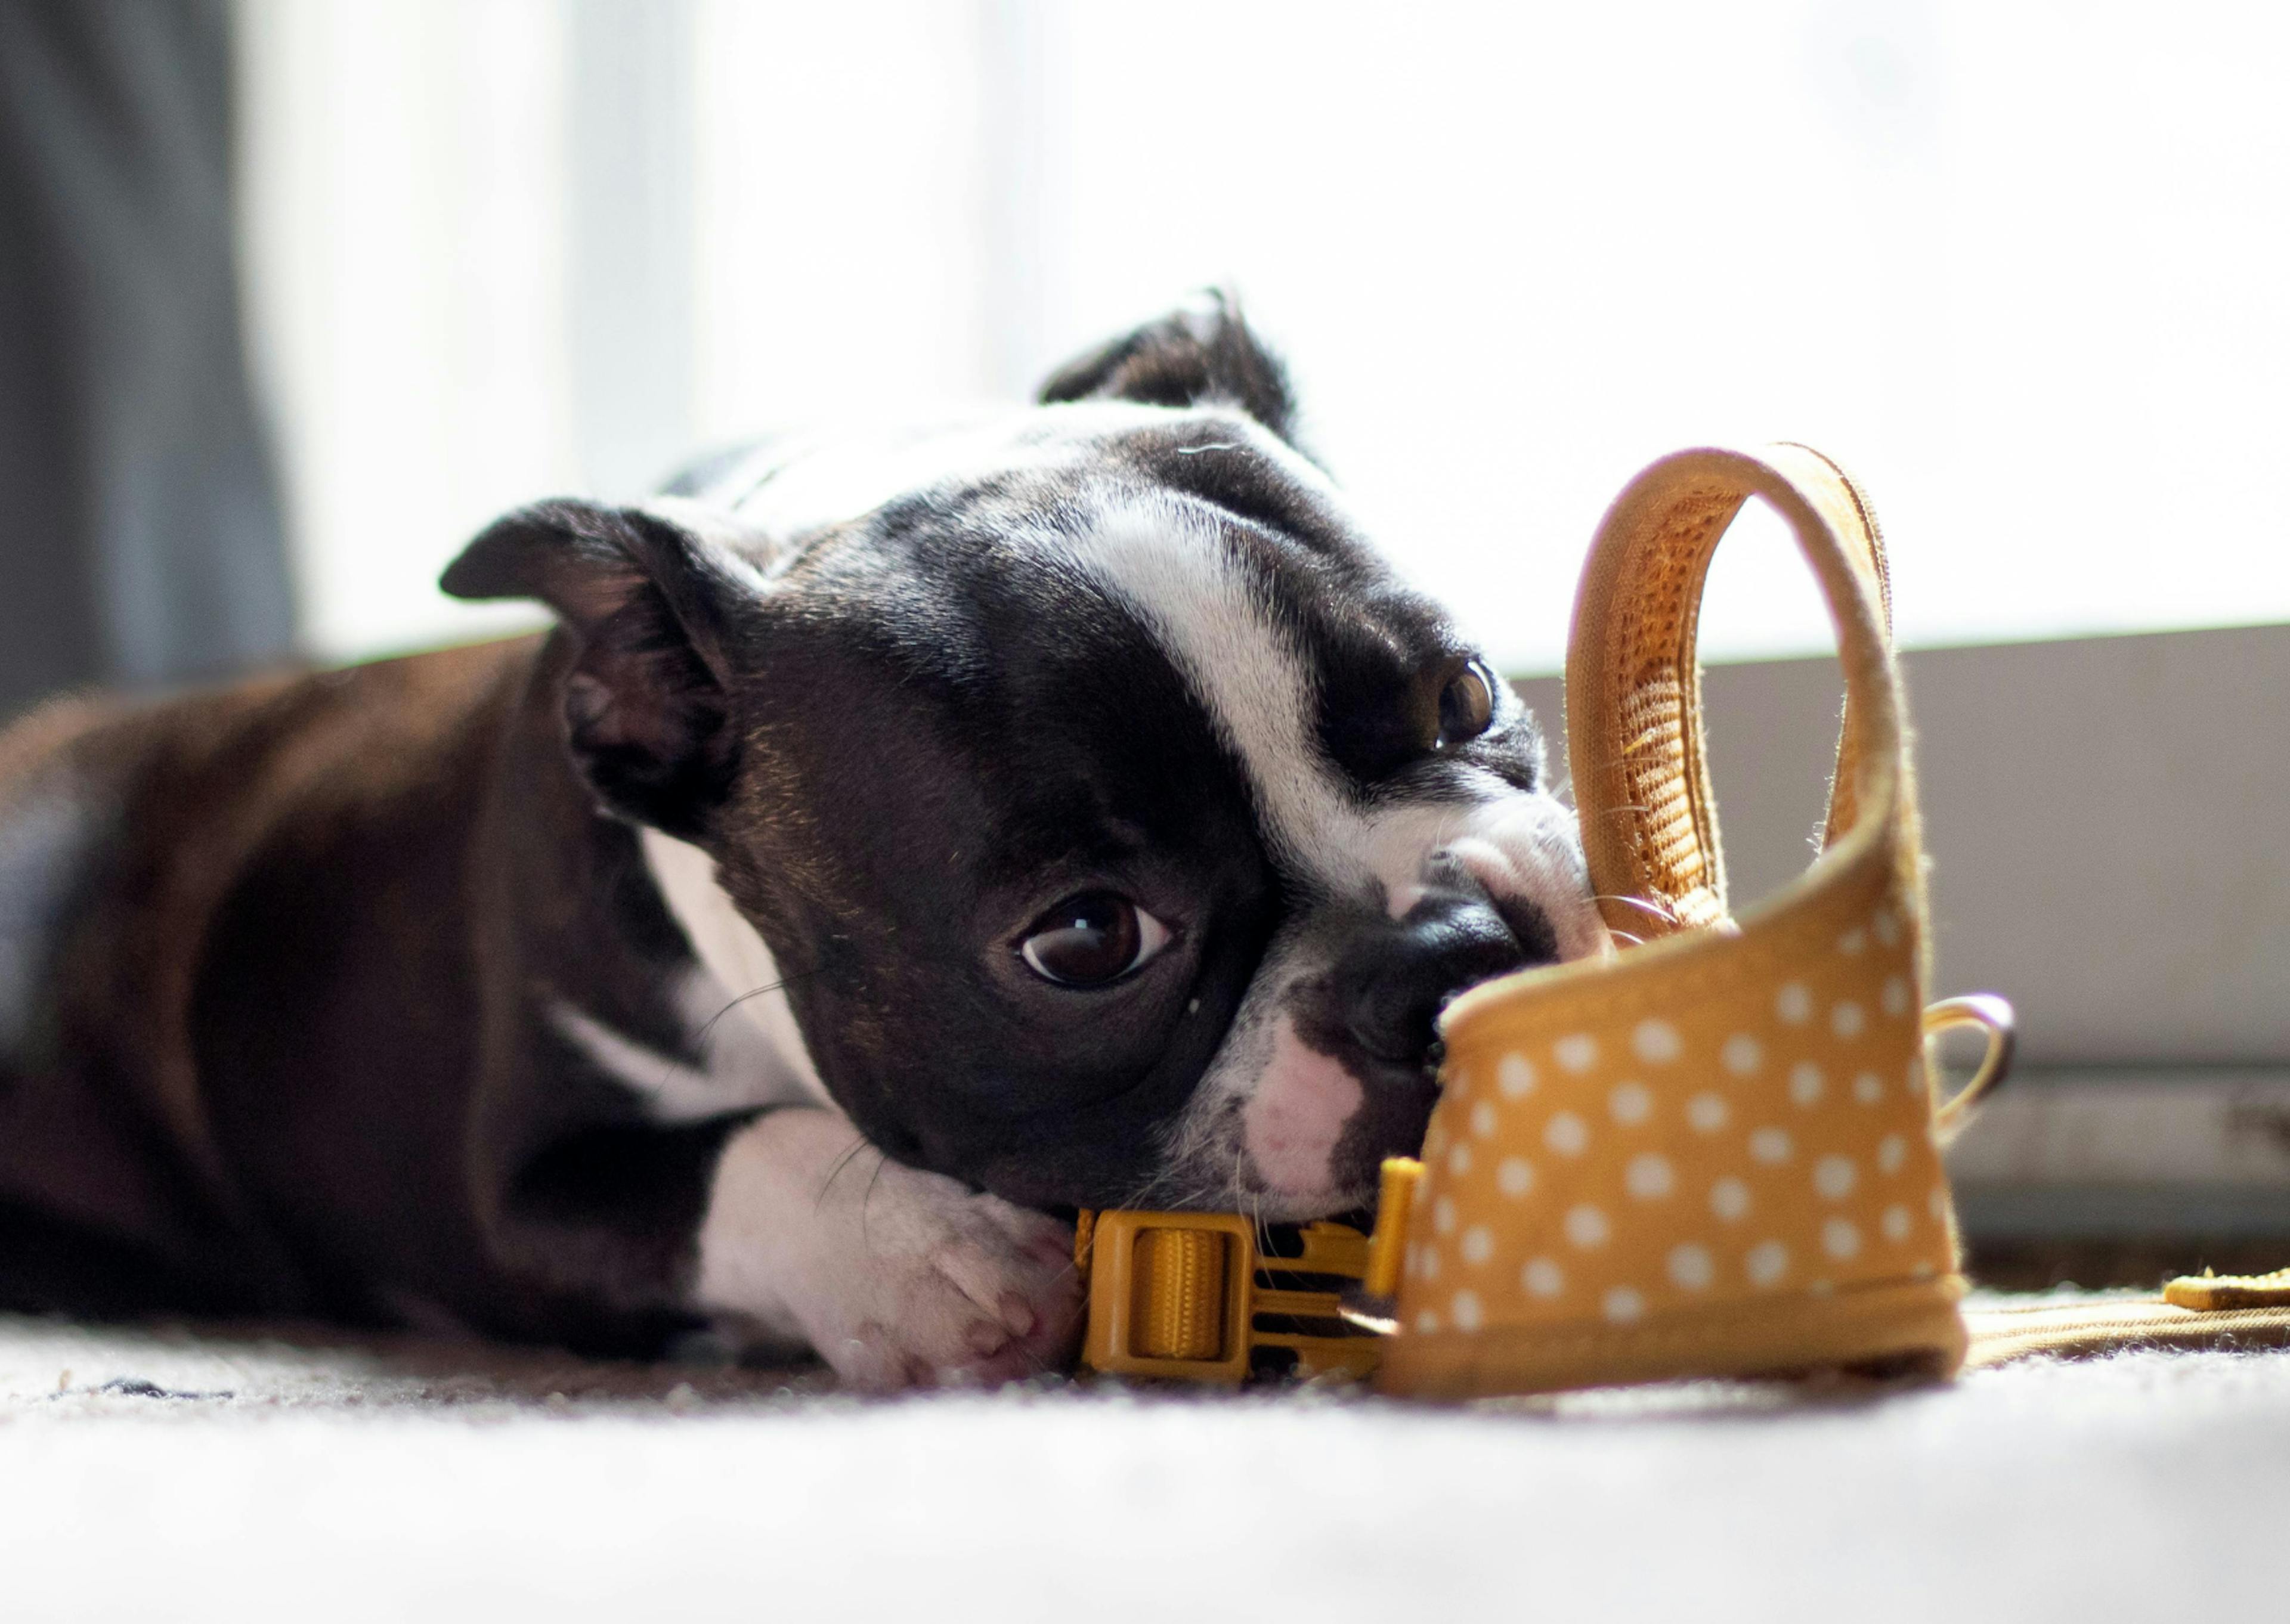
left=807, top=1170, right=1081, bottom=1393
left=694, top=1109, right=1082, bottom=1391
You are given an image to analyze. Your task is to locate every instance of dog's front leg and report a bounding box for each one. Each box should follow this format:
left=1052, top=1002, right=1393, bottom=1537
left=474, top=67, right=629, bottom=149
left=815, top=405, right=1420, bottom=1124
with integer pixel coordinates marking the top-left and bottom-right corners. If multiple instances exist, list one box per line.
left=692, top=1107, right=1083, bottom=1390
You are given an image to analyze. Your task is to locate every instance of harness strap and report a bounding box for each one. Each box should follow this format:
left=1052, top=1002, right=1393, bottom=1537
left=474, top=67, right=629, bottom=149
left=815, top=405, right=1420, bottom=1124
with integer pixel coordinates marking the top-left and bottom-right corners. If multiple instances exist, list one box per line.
left=1562, top=443, right=1924, bottom=965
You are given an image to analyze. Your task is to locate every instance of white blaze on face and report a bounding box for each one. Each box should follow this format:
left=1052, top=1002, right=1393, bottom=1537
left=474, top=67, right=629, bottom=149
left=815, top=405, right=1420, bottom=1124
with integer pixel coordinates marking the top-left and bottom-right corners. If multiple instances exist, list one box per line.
left=1073, top=488, right=1604, bottom=947
left=1069, top=478, right=1608, bottom=1211
left=1076, top=491, right=1359, bottom=887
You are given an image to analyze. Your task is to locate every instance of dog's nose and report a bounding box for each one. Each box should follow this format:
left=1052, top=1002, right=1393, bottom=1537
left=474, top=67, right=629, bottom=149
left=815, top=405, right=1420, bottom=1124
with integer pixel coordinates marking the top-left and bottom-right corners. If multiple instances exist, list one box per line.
left=1339, top=884, right=1552, bottom=1067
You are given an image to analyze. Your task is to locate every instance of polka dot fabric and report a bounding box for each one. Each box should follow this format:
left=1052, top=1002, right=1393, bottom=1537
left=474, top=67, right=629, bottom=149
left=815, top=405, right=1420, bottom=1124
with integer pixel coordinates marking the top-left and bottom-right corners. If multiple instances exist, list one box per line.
left=1404, top=866, right=1954, bottom=1349
left=1379, top=445, right=1973, bottom=1399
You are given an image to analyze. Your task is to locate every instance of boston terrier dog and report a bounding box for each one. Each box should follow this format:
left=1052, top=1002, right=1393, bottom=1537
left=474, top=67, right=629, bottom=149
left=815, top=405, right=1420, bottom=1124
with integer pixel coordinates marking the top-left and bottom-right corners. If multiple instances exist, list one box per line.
left=0, top=297, right=1605, bottom=1388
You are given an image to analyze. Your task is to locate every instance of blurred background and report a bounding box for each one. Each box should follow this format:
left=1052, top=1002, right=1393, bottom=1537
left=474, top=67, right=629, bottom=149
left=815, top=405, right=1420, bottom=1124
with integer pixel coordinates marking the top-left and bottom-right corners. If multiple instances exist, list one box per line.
left=3, top=0, right=2286, bottom=1281
left=243, top=0, right=2290, bottom=670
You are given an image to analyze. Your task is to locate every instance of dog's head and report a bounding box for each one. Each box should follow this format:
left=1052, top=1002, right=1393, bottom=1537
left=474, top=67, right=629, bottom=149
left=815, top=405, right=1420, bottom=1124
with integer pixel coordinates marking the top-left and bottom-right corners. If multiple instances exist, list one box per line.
left=445, top=296, right=1606, bottom=1220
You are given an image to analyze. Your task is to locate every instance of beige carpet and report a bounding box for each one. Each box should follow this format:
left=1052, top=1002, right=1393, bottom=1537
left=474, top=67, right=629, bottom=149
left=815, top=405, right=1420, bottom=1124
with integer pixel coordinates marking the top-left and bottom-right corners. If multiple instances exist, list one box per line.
left=3, top=1303, right=2283, bottom=1622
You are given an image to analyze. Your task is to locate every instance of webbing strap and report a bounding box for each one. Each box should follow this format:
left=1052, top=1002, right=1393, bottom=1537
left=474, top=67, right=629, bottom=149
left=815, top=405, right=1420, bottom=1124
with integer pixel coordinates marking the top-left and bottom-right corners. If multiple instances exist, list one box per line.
left=1562, top=443, right=1918, bottom=944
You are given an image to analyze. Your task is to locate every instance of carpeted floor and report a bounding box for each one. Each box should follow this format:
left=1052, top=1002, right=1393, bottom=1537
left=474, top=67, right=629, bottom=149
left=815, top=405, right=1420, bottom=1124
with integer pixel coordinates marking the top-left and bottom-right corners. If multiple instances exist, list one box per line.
left=2, top=1303, right=2283, bottom=1622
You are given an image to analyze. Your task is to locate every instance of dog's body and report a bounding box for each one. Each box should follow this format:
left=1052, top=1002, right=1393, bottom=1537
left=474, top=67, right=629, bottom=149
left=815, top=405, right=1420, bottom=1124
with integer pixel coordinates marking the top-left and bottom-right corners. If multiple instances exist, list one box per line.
left=0, top=303, right=1604, bottom=1384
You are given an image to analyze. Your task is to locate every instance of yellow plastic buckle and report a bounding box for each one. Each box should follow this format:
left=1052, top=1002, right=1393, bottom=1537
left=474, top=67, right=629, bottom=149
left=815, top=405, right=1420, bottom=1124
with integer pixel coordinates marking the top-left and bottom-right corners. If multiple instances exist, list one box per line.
left=1075, top=1158, right=1422, bottom=1384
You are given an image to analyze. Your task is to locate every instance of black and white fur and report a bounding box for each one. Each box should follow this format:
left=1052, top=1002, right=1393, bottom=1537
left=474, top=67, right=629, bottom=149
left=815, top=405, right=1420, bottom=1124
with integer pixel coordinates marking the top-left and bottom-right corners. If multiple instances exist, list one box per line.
left=0, top=297, right=1604, bottom=1387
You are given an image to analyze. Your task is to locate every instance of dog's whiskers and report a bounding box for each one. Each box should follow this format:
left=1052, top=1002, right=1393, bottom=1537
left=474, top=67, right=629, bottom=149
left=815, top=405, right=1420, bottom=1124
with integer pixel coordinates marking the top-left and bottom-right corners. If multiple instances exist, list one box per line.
left=859, top=1152, right=889, bottom=1252
left=696, top=967, right=825, bottom=1049
left=816, top=1133, right=877, bottom=1213
left=1595, top=892, right=1681, bottom=924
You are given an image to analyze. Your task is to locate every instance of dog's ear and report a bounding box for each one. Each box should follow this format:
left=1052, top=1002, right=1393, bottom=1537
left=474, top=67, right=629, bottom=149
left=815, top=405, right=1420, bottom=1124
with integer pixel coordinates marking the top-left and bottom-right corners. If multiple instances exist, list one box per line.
left=442, top=499, right=745, bottom=836
left=1038, top=289, right=1302, bottom=448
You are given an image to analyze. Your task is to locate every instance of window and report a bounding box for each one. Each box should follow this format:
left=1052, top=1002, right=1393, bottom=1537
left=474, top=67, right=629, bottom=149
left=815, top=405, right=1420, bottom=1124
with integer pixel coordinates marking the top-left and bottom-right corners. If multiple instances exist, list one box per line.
left=237, top=1, right=2290, bottom=669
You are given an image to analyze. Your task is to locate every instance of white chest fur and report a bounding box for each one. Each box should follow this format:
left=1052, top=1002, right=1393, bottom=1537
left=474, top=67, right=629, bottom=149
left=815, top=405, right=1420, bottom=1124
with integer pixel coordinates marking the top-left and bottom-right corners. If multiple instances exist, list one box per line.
left=547, top=829, right=828, bottom=1123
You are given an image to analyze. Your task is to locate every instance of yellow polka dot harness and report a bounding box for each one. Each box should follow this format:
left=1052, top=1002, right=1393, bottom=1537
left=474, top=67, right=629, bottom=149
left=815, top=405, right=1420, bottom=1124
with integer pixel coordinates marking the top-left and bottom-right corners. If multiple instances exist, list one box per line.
left=1078, top=442, right=2014, bottom=1396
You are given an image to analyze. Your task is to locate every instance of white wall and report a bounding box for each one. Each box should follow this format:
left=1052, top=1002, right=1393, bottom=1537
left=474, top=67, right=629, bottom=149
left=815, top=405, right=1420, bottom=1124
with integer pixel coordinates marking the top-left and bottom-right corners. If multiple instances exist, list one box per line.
left=1520, top=620, right=2290, bottom=1067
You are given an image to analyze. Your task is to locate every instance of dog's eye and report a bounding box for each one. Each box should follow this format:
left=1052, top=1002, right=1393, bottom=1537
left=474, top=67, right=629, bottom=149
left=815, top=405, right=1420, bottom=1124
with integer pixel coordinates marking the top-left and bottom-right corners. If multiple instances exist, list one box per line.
left=1017, top=891, right=1172, bottom=987
left=1436, top=660, right=1497, bottom=748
